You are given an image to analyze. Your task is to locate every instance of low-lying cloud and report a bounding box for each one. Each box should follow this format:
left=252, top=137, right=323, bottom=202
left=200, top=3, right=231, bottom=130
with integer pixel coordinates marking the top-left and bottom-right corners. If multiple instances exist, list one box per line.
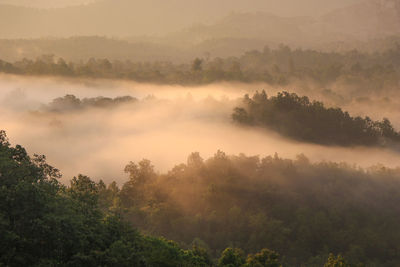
left=1, top=74, right=400, bottom=184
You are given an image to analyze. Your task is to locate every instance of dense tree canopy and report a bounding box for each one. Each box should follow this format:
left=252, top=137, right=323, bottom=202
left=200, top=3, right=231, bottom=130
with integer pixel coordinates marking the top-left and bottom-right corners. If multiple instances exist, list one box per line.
left=96, top=151, right=400, bottom=266
left=232, top=91, right=400, bottom=146
left=2, top=129, right=398, bottom=266
left=0, top=130, right=211, bottom=266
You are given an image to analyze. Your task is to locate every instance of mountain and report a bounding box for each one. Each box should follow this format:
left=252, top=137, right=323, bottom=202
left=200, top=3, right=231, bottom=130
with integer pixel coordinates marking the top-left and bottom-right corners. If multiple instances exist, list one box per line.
left=0, top=0, right=399, bottom=62
left=318, top=0, right=400, bottom=40
left=163, top=0, right=400, bottom=54
left=0, top=0, right=361, bottom=38
left=165, top=12, right=310, bottom=45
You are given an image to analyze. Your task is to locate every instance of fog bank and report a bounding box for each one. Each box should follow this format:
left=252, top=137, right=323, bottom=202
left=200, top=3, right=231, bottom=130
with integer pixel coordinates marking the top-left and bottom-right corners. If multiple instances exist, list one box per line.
left=1, top=74, right=399, bottom=183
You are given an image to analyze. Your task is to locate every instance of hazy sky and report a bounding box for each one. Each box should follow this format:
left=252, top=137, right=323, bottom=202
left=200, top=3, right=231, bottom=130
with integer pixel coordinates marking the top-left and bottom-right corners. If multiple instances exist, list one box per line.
left=0, top=0, right=95, bottom=8
left=0, top=0, right=370, bottom=39
left=0, top=0, right=362, bottom=16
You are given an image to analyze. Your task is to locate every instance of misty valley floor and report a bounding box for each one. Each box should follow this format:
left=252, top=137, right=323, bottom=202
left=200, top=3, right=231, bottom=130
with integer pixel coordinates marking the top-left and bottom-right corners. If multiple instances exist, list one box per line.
left=1, top=75, right=400, bottom=183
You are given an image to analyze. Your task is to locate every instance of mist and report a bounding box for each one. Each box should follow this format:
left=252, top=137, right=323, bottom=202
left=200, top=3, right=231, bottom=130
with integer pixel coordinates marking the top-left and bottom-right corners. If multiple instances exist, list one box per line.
left=2, top=0, right=400, bottom=265
left=0, top=74, right=399, bottom=184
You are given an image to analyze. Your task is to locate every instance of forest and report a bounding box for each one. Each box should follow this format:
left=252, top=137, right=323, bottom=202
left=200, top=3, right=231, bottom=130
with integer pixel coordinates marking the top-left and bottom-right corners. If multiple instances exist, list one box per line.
left=100, top=150, right=400, bottom=267
left=0, top=44, right=399, bottom=90
left=0, top=130, right=370, bottom=266
left=232, top=91, right=400, bottom=146
left=1, top=1, right=400, bottom=266
left=2, top=82, right=400, bottom=266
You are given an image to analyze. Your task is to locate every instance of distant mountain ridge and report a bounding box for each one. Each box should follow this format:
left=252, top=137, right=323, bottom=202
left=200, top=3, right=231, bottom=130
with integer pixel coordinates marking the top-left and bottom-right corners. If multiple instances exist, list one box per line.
left=166, top=12, right=309, bottom=45
left=319, top=0, right=400, bottom=40
left=0, top=0, right=399, bottom=62
left=166, top=0, right=400, bottom=47
left=0, top=0, right=364, bottom=38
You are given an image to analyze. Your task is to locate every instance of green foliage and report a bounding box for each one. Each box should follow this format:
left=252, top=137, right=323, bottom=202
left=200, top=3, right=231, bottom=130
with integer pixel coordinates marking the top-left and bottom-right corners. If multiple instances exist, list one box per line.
left=111, top=151, right=399, bottom=266
left=324, top=254, right=349, bottom=267
left=0, top=130, right=209, bottom=266
left=217, top=248, right=283, bottom=267
left=323, top=254, right=365, bottom=267
left=245, top=248, right=282, bottom=267
left=0, top=129, right=394, bottom=266
left=218, top=248, right=246, bottom=267
left=233, top=91, right=400, bottom=146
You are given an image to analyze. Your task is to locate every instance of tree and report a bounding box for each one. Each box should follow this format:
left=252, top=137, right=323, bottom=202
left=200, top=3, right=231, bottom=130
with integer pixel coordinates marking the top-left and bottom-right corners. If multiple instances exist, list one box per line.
left=192, top=58, right=203, bottom=72
left=324, top=254, right=354, bottom=267
left=245, top=248, right=282, bottom=267
left=69, top=174, right=99, bottom=207
left=120, top=159, right=156, bottom=207
left=124, top=159, right=156, bottom=186
left=232, top=107, right=251, bottom=124
left=218, top=248, right=246, bottom=267
left=187, top=152, right=204, bottom=169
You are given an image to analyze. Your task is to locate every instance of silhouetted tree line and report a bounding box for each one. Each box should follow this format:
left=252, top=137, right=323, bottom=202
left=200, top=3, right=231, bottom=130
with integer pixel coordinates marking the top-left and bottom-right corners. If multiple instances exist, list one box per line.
left=0, top=130, right=379, bottom=266
left=44, top=94, right=136, bottom=112
left=0, top=44, right=399, bottom=89
left=233, top=91, right=400, bottom=146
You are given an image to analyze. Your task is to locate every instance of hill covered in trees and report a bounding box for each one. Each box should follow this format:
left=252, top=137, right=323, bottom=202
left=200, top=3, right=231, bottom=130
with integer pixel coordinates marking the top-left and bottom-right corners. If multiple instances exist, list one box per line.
left=0, top=44, right=399, bottom=94
left=1, top=129, right=369, bottom=266
left=95, top=150, right=400, bottom=266
left=232, top=91, right=400, bottom=146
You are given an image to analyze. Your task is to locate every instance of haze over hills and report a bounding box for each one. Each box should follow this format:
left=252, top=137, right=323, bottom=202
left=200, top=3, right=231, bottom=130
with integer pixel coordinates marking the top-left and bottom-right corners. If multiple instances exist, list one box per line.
left=3, top=1, right=400, bottom=266
left=164, top=12, right=309, bottom=46
left=0, top=0, right=361, bottom=16
left=319, top=0, right=400, bottom=40
left=1, top=0, right=400, bottom=62
left=0, top=0, right=366, bottom=39
left=0, top=37, right=185, bottom=62
left=168, top=0, right=400, bottom=45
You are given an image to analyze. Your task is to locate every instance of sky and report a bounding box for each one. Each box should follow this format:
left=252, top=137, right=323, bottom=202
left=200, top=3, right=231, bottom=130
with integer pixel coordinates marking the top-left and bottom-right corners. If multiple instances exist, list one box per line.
left=0, top=0, right=95, bottom=8
left=0, top=0, right=362, bottom=16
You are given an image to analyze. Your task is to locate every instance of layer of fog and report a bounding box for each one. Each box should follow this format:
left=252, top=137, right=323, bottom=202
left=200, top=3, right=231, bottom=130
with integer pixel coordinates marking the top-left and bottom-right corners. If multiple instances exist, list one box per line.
left=1, top=74, right=400, bottom=184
